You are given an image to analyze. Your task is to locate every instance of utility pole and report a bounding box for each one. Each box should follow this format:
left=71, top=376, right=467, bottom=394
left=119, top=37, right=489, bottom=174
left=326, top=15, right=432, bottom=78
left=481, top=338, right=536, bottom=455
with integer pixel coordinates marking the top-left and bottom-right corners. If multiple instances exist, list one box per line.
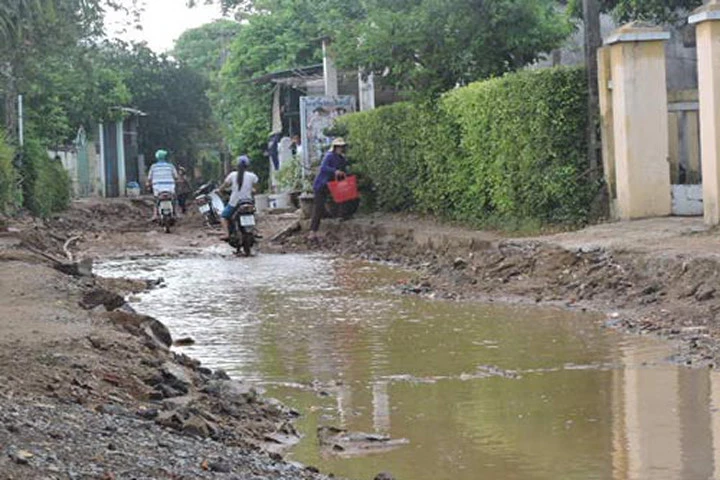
left=583, top=0, right=602, bottom=181
left=17, top=94, right=24, bottom=147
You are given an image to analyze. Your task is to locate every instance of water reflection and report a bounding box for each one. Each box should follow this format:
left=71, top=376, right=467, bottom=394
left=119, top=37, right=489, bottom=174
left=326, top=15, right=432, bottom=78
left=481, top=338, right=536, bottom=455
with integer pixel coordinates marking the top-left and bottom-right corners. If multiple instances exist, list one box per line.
left=611, top=346, right=715, bottom=480
left=97, top=255, right=720, bottom=480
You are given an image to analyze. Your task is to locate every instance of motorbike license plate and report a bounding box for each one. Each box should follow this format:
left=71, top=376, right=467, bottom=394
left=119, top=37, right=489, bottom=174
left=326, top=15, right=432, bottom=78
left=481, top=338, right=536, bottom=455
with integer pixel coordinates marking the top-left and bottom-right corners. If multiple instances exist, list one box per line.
left=160, top=200, right=173, bottom=213
left=199, top=204, right=210, bottom=214
left=240, top=215, right=255, bottom=227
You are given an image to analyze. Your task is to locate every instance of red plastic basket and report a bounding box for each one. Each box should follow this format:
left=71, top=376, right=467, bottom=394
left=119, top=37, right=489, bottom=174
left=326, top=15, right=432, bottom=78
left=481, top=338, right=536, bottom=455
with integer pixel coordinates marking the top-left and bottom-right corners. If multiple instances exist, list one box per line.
left=327, top=175, right=359, bottom=203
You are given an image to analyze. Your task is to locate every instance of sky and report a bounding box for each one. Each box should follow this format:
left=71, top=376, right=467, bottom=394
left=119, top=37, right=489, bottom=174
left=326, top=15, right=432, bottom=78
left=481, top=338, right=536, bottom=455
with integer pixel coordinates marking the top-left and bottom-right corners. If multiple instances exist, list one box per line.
left=105, top=0, right=226, bottom=53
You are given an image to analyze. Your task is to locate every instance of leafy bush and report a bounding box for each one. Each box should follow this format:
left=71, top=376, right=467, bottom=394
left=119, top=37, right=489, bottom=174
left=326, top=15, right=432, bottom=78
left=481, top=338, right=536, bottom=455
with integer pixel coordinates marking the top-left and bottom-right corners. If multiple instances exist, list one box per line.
left=339, top=67, right=596, bottom=227
left=19, top=138, right=71, bottom=217
left=0, top=134, right=18, bottom=214
left=199, top=155, right=224, bottom=184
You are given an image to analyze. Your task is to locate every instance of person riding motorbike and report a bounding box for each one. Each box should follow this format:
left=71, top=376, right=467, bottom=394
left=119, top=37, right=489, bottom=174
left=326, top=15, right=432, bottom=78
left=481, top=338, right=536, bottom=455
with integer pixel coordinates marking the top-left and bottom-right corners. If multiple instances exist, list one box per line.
left=146, top=149, right=178, bottom=221
left=219, top=155, right=259, bottom=241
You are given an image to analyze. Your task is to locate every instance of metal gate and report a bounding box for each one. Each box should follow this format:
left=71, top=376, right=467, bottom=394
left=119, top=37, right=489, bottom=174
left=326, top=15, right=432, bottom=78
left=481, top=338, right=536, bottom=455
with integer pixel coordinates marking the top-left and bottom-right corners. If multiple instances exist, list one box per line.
left=668, top=90, right=703, bottom=216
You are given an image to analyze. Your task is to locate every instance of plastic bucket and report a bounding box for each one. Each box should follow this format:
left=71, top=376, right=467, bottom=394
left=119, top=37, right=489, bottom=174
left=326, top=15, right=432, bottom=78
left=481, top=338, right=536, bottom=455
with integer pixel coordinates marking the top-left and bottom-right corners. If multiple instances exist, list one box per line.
left=126, top=182, right=141, bottom=198
left=327, top=175, right=359, bottom=204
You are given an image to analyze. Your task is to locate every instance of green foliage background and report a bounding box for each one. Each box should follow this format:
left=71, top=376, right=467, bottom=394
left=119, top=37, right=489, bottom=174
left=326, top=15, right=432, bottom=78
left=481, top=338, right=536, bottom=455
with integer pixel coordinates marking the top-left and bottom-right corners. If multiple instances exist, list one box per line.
left=0, top=133, right=18, bottom=213
left=340, top=67, right=597, bottom=227
left=19, top=139, right=71, bottom=218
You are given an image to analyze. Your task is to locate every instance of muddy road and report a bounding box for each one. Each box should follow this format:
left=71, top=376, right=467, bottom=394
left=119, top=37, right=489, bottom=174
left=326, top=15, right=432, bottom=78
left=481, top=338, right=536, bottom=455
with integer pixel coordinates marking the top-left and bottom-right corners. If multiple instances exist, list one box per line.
left=97, top=253, right=720, bottom=480
left=0, top=199, right=333, bottom=480
left=3, top=198, right=720, bottom=479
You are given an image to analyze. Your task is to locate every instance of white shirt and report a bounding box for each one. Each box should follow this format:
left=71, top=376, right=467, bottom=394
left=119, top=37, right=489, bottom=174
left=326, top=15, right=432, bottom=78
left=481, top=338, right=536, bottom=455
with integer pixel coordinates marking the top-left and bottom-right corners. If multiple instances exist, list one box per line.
left=149, top=161, right=177, bottom=196
left=225, top=171, right=259, bottom=207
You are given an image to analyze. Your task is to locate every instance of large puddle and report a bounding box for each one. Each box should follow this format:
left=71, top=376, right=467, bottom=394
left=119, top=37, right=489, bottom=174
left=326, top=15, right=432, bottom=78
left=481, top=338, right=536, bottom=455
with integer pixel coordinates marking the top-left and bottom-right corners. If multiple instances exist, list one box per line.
left=98, top=254, right=720, bottom=480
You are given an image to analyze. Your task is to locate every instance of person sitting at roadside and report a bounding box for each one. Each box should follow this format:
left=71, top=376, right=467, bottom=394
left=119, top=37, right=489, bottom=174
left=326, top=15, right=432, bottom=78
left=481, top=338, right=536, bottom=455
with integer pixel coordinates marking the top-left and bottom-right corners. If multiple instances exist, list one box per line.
left=219, top=155, right=259, bottom=241
left=146, top=149, right=178, bottom=221
left=309, top=138, right=347, bottom=240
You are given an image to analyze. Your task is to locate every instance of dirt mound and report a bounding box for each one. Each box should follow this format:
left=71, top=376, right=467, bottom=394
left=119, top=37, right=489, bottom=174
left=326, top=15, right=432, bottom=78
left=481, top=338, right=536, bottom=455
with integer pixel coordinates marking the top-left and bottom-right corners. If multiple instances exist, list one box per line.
left=46, top=198, right=153, bottom=234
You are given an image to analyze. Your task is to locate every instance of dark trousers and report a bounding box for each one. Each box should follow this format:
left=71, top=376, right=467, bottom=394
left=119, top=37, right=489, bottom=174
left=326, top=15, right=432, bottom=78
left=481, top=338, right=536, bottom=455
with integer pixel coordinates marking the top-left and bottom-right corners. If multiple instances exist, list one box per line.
left=310, top=188, right=327, bottom=232
left=177, top=194, right=188, bottom=213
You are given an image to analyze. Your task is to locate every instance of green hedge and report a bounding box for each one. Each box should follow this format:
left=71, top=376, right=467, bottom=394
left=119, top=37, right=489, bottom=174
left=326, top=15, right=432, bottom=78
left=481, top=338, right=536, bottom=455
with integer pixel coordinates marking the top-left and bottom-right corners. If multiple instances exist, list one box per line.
left=20, top=139, right=71, bottom=218
left=0, top=133, right=18, bottom=214
left=340, top=67, right=595, bottom=227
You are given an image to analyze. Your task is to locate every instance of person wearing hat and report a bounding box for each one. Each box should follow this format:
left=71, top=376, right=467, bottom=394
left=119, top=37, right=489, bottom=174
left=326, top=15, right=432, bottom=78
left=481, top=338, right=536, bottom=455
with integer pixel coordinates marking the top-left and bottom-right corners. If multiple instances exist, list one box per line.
left=146, top=149, right=178, bottom=221
left=309, top=137, right=348, bottom=238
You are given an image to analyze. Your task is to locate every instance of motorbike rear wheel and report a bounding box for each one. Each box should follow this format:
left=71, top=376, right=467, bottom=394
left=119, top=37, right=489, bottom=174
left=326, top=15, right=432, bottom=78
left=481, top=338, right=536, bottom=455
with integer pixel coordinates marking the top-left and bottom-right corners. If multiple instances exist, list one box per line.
left=241, top=232, right=253, bottom=257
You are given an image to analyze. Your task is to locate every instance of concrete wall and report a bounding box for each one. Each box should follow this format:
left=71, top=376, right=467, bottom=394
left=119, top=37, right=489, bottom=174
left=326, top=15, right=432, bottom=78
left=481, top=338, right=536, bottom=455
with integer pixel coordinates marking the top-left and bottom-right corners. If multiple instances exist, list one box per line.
left=49, top=149, right=79, bottom=197
left=535, top=15, right=698, bottom=91
left=49, top=141, right=102, bottom=198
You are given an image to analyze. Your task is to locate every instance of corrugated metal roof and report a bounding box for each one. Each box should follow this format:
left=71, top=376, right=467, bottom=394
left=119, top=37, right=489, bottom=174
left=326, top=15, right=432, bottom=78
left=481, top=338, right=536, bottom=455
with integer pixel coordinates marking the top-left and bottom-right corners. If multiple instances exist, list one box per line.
left=249, top=64, right=324, bottom=84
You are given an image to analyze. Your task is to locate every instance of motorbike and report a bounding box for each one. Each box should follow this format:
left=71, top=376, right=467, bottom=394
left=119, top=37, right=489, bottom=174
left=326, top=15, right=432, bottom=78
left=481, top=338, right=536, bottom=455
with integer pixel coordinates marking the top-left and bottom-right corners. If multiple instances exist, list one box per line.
left=227, top=200, right=257, bottom=257
left=155, top=191, right=176, bottom=234
left=193, top=181, right=224, bottom=228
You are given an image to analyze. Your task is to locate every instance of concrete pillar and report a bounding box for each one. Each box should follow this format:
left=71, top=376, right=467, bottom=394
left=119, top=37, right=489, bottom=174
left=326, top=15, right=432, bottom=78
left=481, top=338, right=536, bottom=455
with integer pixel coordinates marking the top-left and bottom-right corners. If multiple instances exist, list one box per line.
left=116, top=120, right=126, bottom=197
left=605, top=23, right=672, bottom=220
left=597, top=46, right=618, bottom=217
left=98, top=123, right=106, bottom=198
left=322, top=39, right=338, bottom=97
left=271, top=86, right=282, bottom=133
left=691, top=1, right=720, bottom=225
left=359, top=71, right=376, bottom=111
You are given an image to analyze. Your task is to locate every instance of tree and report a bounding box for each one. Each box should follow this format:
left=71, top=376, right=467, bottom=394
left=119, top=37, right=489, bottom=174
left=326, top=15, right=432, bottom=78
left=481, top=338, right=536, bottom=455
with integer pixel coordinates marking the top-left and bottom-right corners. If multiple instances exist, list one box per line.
left=173, top=19, right=243, bottom=79
left=2, top=1, right=93, bottom=137
left=98, top=41, right=215, bottom=171
left=216, top=2, right=327, bottom=171
left=173, top=19, right=244, bottom=175
left=205, top=0, right=570, bottom=96
left=568, top=0, right=703, bottom=23
left=204, top=0, right=572, bottom=185
left=0, top=0, right=131, bottom=141
left=23, top=45, right=130, bottom=147
left=332, top=0, right=570, bottom=96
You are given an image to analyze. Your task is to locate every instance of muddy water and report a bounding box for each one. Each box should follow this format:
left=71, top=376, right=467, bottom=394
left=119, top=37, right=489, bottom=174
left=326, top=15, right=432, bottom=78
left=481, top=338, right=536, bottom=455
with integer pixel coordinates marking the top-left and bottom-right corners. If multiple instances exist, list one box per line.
left=98, top=254, right=720, bottom=480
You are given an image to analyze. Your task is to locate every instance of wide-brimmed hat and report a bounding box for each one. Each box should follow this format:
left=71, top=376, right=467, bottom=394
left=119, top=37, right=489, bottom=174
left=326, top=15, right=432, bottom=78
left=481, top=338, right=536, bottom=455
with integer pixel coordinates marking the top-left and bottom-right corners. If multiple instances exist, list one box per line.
left=331, top=138, right=347, bottom=148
